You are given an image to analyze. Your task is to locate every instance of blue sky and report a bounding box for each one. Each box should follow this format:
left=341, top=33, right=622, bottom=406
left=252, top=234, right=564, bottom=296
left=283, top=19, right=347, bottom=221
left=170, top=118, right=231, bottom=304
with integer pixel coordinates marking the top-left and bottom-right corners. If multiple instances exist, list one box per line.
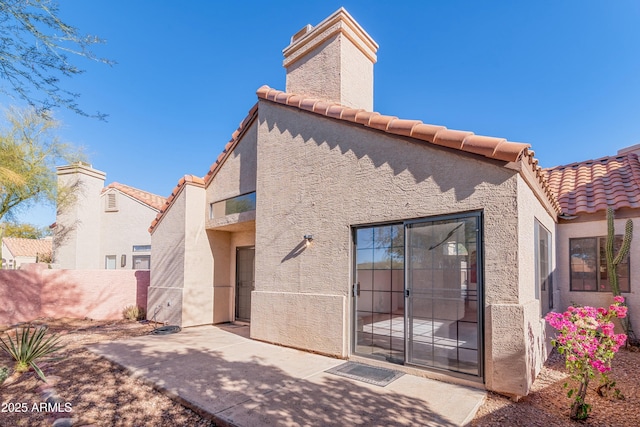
left=6, top=1, right=640, bottom=227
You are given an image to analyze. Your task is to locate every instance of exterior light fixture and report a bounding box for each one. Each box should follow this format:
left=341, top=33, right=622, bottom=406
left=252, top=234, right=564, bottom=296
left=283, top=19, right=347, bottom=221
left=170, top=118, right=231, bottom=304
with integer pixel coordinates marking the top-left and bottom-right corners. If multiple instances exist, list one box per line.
left=304, top=234, right=314, bottom=242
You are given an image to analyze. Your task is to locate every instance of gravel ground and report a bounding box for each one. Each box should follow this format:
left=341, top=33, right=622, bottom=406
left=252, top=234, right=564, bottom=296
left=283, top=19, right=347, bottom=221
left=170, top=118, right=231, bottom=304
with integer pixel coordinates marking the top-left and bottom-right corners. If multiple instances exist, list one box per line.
left=1, top=318, right=638, bottom=427
left=0, top=318, right=216, bottom=427
left=471, top=347, right=640, bottom=427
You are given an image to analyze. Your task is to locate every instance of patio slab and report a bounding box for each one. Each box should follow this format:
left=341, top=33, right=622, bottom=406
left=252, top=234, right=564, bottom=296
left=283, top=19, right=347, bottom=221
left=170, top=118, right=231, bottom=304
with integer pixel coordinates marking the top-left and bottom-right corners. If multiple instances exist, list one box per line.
left=88, top=324, right=486, bottom=426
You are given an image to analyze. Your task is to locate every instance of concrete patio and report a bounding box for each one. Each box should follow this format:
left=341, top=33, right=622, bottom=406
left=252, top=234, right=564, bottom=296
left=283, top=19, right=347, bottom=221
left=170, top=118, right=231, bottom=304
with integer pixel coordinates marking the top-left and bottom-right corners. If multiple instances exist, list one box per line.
left=88, top=324, right=486, bottom=426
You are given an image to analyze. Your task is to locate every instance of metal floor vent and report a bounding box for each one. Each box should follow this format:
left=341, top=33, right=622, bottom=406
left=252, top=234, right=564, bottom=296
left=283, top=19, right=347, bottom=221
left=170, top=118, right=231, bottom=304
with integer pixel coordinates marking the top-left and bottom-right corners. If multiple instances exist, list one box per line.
left=326, top=362, right=404, bottom=387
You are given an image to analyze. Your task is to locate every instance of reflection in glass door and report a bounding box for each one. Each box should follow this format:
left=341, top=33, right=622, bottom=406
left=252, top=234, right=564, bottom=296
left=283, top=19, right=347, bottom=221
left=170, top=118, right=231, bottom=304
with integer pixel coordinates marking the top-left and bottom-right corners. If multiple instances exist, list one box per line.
left=406, top=214, right=481, bottom=376
left=354, top=224, right=405, bottom=363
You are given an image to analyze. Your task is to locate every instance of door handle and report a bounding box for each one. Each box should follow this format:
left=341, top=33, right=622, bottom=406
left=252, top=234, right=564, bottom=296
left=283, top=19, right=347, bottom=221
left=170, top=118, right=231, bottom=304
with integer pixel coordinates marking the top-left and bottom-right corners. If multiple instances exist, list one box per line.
left=353, top=282, right=360, bottom=297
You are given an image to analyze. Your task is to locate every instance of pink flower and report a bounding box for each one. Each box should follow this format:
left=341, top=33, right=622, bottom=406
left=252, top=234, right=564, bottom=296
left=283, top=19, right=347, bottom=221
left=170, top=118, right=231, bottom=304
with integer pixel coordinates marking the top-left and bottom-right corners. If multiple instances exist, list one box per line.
left=614, top=296, right=625, bottom=303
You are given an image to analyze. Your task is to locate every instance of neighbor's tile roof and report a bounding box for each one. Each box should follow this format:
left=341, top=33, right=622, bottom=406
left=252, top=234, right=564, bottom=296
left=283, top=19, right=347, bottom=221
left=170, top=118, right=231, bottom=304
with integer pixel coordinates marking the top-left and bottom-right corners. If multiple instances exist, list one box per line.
left=103, top=182, right=167, bottom=211
left=546, top=152, right=640, bottom=215
left=3, top=237, right=52, bottom=258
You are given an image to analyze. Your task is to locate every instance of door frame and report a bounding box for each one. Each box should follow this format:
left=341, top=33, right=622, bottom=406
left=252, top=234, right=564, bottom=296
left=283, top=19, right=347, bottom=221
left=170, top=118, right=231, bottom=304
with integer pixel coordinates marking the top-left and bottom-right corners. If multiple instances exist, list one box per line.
left=235, top=245, right=255, bottom=323
left=351, top=211, right=484, bottom=379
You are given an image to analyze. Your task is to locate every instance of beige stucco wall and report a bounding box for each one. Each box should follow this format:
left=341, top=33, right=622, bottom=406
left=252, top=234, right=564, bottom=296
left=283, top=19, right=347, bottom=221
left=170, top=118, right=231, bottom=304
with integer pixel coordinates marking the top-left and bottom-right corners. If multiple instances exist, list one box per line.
left=206, top=121, right=257, bottom=207
left=285, top=33, right=374, bottom=111
left=100, top=189, right=155, bottom=269
left=485, top=173, right=557, bottom=396
left=557, top=217, right=640, bottom=334
left=149, top=184, right=213, bottom=327
left=55, top=165, right=106, bottom=269
left=253, top=101, right=535, bottom=395
left=148, top=186, right=188, bottom=326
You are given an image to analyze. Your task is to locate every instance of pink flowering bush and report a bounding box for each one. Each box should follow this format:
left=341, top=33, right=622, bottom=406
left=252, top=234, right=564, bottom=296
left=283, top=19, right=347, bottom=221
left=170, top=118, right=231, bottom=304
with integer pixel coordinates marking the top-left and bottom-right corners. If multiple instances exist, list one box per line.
left=545, top=296, right=627, bottom=420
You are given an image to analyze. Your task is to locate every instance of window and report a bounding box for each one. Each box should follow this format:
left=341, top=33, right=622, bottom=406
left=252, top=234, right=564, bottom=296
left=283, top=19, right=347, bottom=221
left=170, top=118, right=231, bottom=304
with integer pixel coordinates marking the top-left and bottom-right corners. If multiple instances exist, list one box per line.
left=535, top=221, right=553, bottom=315
left=132, top=245, right=151, bottom=252
left=105, top=193, right=118, bottom=212
left=132, top=255, right=150, bottom=270
left=570, top=236, right=630, bottom=292
left=210, top=192, right=256, bottom=219
left=105, top=255, right=116, bottom=269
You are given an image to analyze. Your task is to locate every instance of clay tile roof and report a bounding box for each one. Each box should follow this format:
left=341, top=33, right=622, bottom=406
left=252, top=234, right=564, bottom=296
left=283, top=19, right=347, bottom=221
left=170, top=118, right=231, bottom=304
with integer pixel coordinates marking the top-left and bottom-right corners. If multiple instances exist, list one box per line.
left=545, top=152, right=640, bottom=215
left=3, top=237, right=52, bottom=258
left=256, top=85, right=530, bottom=163
left=149, top=103, right=259, bottom=233
left=103, top=183, right=167, bottom=211
left=148, top=175, right=205, bottom=233
left=256, top=85, right=560, bottom=215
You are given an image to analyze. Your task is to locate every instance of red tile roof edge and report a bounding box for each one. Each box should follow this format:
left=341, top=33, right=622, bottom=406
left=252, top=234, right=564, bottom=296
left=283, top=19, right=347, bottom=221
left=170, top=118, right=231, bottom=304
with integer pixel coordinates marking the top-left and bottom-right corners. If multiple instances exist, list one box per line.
left=203, top=103, right=258, bottom=186
left=103, top=182, right=167, bottom=211
left=257, top=85, right=561, bottom=215
left=149, top=104, right=258, bottom=234
left=545, top=152, right=640, bottom=215
left=148, top=175, right=205, bottom=233
left=3, top=237, right=53, bottom=257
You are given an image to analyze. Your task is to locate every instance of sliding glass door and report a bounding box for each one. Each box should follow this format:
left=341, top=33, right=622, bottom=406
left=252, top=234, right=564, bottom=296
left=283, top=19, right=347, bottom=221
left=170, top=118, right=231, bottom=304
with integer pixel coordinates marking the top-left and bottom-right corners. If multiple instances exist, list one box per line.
left=353, top=212, right=482, bottom=377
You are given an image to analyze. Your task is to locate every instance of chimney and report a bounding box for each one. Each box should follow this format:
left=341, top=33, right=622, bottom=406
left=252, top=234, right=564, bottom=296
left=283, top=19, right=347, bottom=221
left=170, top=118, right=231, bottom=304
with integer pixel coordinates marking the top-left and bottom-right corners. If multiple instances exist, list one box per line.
left=283, top=8, right=379, bottom=111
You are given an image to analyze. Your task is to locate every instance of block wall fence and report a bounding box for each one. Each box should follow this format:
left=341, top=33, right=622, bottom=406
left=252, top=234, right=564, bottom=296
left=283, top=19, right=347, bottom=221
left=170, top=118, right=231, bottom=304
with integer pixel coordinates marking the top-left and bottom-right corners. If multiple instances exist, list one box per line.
left=0, top=264, right=149, bottom=325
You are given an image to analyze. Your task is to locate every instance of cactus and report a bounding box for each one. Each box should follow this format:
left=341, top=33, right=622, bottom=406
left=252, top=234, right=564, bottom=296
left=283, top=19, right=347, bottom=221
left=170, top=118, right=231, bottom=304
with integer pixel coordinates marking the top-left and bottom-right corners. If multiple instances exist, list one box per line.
left=605, top=208, right=635, bottom=341
left=605, top=208, right=633, bottom=296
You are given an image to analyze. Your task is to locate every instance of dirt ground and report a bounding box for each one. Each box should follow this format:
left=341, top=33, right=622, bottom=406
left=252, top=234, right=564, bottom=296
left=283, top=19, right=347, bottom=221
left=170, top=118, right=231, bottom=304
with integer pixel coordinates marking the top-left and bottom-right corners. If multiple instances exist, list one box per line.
left=0, top=318, right=216, bottom=427
left=1, top=318, right=639, bottom=427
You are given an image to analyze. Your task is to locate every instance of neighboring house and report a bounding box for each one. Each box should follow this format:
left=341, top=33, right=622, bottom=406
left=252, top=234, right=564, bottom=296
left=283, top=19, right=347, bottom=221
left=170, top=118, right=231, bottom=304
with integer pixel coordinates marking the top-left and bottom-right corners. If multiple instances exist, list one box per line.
left=147, top=8, right=560, bottom=398
left=53, top=163, right=166, bottom=270
left=547, top=147, right=640, bottom=334
left=1, top=237, right=52, bottom=269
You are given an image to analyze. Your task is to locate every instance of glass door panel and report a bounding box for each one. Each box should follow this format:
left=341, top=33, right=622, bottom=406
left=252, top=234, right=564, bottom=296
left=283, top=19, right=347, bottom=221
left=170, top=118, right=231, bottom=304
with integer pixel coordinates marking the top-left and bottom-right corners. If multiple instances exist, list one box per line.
left=354, top=224, right=404, bottom=362
left=406, top=214, right=481, bottom=376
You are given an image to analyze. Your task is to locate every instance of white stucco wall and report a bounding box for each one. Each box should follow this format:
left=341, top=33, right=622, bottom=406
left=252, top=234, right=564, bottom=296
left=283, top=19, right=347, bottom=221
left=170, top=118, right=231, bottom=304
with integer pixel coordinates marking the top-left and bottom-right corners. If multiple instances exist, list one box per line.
left=253, top=101, right=531, bottom=394
left=55, top=165, right=106, bottom=269
left=99, top=189, right=155, bottom=269
left=557, top=216, right=640, bottom=335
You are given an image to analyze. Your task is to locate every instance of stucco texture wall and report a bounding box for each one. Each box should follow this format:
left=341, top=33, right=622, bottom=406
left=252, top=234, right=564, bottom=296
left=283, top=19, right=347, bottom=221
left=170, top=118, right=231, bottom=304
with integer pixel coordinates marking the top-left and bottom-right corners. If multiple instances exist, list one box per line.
left=485, top=173, right=557, bottom=396
left=149, top=184, right=213, bottom=327
left=253, top=101, right=523, bottom=383
left=149, top=187, right=187, bottom=326
left=0, top=264, right=148, bottom=325
left=100, top=191, right=156, bottom=269
left=557, top=217, right=640, bottom=334
left=206, top=121, right=257, bottom=207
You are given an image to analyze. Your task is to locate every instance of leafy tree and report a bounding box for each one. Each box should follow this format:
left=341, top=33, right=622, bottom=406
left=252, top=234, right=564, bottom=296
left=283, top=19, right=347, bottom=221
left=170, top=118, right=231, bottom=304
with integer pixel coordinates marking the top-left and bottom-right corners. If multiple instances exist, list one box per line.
left=2, top=221, right=51, bottom=238
left=0, top=0, right=113, bottom=118
left=0, top=106, right=83, bottom=223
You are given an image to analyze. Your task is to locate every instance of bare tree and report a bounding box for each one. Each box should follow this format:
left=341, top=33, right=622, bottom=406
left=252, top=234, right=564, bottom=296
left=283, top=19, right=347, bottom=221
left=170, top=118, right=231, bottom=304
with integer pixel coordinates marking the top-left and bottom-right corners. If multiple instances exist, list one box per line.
left=0, top=0, right=113, bottom=118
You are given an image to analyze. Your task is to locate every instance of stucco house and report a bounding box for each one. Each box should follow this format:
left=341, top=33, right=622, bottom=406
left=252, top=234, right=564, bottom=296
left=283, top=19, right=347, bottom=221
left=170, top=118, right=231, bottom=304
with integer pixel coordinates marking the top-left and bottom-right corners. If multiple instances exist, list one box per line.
left=54, top=163, right=166, bottom=270
left=145, top=8, right=570, bottom=397
left=1, top=237, right=52, bottom=269
left=547, top=146, right=640, bottom=337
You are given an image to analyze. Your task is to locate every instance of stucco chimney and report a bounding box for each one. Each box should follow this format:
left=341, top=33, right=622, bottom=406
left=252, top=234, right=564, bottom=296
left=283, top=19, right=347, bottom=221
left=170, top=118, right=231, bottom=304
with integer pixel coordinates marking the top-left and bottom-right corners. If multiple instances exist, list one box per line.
left=283, top=8, right=378, bottom=111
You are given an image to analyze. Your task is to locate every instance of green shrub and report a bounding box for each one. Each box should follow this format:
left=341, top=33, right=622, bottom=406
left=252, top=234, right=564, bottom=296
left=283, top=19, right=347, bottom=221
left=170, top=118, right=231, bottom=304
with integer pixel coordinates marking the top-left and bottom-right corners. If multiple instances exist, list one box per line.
left=0, top=366, right=9, bottom=385
left=0, top=326, right=64, bottom=382
left=122, top=305, right=146, bottom=321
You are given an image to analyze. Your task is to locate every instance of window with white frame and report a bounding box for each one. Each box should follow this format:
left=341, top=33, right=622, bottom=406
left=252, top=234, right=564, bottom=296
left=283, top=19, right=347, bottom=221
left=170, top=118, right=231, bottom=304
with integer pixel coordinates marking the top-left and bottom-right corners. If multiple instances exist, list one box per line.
left=132, top=255, right=150, bottom=270
left=570, top=236, right=630, bottom=292
left=105, top=255, right=116, bottom=269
